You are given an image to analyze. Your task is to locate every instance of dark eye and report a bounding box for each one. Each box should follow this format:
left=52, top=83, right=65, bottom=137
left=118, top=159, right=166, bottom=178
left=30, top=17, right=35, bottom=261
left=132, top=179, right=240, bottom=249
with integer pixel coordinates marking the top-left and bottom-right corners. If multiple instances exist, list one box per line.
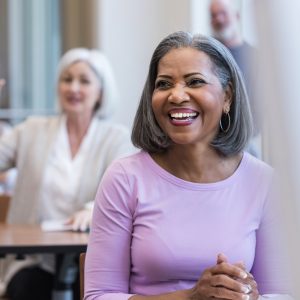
left=155, top=80, right=172, bottom=90
left=80, top=78, right=91, bottom=85
left=187, top=78, right=206, bottom=87
left=61, top=76, right=72, bottom=83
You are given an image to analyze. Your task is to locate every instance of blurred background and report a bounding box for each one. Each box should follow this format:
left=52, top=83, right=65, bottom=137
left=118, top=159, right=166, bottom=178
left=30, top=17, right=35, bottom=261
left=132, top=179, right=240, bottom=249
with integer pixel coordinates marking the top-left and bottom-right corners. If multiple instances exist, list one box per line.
left=0, top=0, right=256, bottom=128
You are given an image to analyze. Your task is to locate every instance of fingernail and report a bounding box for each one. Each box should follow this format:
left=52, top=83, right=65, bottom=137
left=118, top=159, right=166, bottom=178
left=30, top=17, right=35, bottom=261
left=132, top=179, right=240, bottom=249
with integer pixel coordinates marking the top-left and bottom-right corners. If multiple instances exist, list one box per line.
left=241, top=285, right=251, bottom=294
left=240, top=271, right=248, bottom=279
left=242, top=295, right=250, bottom=300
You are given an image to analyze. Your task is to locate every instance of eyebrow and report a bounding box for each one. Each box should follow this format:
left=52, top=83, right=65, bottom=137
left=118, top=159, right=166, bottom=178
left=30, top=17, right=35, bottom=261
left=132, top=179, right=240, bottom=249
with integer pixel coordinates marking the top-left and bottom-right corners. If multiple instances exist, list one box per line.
left=156, top=72, right=204, bottom=79
left=61, top=72, right=89, bottom=78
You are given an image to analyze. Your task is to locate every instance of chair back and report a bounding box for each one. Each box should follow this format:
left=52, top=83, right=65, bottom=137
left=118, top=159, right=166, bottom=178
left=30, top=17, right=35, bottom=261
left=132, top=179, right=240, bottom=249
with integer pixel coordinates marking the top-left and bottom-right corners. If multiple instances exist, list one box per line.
left=0, top=194, right=10, bottom=223
left=80, top=252, right=86, bottom=299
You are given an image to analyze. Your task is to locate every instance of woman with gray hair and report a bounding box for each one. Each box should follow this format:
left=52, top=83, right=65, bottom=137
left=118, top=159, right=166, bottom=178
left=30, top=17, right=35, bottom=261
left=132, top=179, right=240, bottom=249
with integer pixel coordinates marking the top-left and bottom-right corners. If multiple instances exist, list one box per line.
left=0, top=48, right=134, bottom=300
left=84, top=32, right=291, bottom=300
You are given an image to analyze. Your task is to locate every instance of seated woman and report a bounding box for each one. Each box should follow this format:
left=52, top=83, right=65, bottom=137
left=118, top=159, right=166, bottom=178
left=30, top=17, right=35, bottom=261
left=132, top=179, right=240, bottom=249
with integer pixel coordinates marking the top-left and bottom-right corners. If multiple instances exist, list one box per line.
left=0, top=48, right=134, bottom=300
left=84, top=32, right=292, bottom=299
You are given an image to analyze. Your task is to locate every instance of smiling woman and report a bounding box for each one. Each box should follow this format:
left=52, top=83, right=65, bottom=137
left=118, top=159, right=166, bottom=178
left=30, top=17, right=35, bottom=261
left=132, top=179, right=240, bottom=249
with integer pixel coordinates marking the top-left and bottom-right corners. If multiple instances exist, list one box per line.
left=132, top=32, right=252, bottom=157
left=151, top=47, right=231, bottom=147
left=84, top=31, right=291, bottom=300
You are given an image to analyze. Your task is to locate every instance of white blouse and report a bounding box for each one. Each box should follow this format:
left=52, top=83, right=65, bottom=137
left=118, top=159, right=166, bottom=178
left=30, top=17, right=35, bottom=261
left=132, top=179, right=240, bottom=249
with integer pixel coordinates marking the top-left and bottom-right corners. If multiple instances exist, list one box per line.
left=39, top=116, right=97, bottom=222
left=38, top=116, right=98, bottom=273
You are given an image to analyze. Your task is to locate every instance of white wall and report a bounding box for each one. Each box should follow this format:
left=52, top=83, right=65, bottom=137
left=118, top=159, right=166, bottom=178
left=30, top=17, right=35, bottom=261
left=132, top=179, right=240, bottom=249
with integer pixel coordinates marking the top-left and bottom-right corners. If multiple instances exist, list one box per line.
left=255, top=0, right=300, bottom=295
left=240, top=0, right=257, bottom=45
left=190, top=0, right=211, bottom=34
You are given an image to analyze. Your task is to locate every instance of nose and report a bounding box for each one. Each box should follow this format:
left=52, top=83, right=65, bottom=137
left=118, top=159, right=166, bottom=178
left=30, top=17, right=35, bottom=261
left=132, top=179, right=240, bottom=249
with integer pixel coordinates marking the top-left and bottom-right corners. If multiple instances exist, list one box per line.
left=69, top=80, right=80, bottom=92
left=168, top=84, right=190, bottom=104
left=211, top=12, right=225, bottom=28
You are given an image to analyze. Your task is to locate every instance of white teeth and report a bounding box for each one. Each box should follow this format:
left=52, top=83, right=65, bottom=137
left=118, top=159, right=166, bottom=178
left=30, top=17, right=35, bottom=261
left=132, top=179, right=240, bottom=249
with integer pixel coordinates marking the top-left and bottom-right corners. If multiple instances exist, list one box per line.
left=170, top=112, right=197, bottom=119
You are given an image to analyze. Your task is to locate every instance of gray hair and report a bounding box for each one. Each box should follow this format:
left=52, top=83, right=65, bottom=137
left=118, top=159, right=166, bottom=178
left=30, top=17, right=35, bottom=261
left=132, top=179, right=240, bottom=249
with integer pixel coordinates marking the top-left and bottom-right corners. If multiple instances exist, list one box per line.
left=131, top=31, right=253, bottom=156
left=56, top=48, right=119, bottom=119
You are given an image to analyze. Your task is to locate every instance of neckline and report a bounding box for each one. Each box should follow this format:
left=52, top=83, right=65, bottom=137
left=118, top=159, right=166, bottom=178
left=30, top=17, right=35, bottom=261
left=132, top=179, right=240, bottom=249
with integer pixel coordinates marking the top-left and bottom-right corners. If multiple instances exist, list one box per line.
left=142, top=151, right=249, bottom=190
left=61, top=115, right=97, bottom=162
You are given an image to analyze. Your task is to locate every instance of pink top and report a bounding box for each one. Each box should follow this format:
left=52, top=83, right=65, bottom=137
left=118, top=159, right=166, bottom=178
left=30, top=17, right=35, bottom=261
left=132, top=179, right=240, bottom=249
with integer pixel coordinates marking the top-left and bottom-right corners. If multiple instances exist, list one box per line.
left=84, top=151, right=290, bottom=299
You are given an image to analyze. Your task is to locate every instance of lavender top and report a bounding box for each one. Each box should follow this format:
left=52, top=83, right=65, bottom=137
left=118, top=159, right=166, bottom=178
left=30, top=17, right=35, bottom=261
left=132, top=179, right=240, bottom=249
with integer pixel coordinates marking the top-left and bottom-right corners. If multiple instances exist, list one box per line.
left=85, top=151, right=289, bottom=299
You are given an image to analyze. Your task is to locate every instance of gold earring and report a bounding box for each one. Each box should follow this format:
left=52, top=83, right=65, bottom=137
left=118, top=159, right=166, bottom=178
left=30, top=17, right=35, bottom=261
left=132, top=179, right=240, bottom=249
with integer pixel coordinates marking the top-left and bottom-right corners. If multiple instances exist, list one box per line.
left=219, top=110, right=231, bottom=133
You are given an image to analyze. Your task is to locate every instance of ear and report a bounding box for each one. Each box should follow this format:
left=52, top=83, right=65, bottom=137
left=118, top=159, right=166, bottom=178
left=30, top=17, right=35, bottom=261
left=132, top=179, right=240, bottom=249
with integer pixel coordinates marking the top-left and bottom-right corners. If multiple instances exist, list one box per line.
left=223, top=82, right=233, bottom=113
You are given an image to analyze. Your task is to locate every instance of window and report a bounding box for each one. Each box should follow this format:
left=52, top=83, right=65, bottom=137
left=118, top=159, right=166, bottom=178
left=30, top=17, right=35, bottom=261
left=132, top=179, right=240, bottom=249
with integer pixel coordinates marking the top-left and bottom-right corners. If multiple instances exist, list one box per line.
left=0, top=0, right=61, bottom=123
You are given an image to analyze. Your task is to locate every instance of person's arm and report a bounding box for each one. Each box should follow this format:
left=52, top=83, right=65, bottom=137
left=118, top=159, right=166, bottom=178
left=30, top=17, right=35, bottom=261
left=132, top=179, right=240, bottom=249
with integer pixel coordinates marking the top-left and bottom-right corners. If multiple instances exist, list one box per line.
left=84, top=162, right=192, bottom=300
left=251, top=181, right=293, bottom=298
left=84, top=161, right=136, bottom=300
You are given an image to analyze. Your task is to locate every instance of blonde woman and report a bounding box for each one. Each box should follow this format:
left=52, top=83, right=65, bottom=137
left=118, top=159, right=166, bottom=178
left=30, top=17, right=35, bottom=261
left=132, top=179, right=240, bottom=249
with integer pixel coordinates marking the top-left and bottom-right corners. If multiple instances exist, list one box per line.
left=0, top=48, right=134, bottom=300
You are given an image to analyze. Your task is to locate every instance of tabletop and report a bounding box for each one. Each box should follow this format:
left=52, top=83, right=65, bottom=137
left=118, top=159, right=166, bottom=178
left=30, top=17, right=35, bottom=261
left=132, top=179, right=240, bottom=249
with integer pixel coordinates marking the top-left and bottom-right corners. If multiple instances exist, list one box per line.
left=0, top=223, right=89, bottom=255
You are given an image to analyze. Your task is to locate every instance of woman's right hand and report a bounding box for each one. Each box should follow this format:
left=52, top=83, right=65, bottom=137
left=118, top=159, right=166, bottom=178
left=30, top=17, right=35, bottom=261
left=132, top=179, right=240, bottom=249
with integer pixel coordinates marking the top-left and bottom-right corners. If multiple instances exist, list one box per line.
left=188, top=256, right=252, bottom=300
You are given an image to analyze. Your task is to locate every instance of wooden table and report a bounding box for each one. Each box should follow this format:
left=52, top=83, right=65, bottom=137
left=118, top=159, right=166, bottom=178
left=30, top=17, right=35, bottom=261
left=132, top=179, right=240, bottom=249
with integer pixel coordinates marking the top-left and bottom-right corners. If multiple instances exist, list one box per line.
left=0, top=223, right=89, bottom=255
left=0, top=223, right=89, bottom=300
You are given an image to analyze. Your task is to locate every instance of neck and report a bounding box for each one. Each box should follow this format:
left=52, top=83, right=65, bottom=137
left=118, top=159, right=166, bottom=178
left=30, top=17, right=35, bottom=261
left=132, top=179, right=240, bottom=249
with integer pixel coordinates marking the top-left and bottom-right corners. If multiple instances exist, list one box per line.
left=66, top=114, right=92, bottom=135
left=223, top=35, right=244, bottom=48
left=152, top=144, right=242, bottom=183
left=66, top=113, right=93, bottom=158
left=217, top=29, right=244, bottom=48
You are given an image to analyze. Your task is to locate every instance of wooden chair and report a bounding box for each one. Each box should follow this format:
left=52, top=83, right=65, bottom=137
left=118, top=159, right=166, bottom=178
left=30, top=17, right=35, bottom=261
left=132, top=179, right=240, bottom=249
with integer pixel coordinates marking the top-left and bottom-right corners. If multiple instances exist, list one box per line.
left=79, top=252, right=86, bottom=300
left=0, top=194, right=11, bottom=223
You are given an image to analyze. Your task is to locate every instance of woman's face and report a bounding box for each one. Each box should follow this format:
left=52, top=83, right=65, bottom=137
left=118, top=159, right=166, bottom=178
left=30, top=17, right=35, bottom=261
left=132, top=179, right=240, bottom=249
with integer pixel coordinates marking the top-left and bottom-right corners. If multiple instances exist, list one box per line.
left=152, top=47, right=232, bottom=147
left=58, top=61, right=101, bottom=118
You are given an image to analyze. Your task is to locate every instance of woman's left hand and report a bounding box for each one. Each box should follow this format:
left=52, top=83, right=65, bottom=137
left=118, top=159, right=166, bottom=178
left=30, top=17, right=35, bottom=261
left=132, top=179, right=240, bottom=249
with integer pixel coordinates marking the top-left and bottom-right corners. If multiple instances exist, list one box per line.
left=237, top=271, right=259, bottom=300
left=217, top=253, right=259, bottom=300
left=65, top=209, right=92, bottom=232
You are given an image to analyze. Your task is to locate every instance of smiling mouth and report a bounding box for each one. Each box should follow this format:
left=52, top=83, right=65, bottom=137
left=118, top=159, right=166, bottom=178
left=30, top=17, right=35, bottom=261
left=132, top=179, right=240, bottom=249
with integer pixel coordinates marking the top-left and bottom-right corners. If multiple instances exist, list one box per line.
left=67, top=97, right=81, bottom=103
left=169, top=112, right=199, bottom=121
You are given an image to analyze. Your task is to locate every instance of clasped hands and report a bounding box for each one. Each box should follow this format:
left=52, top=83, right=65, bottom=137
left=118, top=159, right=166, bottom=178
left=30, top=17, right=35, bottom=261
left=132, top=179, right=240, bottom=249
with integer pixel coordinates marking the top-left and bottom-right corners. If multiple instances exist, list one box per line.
left=188, top=253, right=258, bottom=300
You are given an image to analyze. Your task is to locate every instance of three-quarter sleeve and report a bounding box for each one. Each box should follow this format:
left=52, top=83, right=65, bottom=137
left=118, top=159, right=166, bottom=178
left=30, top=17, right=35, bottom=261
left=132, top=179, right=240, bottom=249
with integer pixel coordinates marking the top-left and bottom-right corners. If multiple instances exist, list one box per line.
left=84, top=161, right=136, bottom=300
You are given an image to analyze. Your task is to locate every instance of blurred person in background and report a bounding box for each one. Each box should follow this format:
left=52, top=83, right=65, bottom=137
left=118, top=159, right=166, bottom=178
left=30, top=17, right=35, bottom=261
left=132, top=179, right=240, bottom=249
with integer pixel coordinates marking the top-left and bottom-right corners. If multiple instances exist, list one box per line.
left=0, top=48, right=134, bottom=300
left=209, top=0, right=261, bottom=157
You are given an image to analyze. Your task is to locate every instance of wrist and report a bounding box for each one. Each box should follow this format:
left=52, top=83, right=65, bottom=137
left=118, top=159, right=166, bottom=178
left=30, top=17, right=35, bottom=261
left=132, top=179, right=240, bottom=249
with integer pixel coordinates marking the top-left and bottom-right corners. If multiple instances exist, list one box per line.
left=182, top=288, right=197, bottom=300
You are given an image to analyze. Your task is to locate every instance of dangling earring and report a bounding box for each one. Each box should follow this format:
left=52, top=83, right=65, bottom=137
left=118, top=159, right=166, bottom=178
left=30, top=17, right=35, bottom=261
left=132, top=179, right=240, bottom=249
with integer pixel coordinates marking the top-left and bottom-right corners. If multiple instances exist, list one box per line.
left=219, top=110, right=231, bottom=133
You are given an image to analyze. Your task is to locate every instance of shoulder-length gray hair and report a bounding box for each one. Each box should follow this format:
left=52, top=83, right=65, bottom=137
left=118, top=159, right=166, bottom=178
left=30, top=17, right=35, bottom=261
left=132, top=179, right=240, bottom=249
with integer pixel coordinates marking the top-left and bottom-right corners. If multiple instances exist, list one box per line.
left=56, top=48, right=119, bottom=119
left=131, top=31, right=253, bottom=156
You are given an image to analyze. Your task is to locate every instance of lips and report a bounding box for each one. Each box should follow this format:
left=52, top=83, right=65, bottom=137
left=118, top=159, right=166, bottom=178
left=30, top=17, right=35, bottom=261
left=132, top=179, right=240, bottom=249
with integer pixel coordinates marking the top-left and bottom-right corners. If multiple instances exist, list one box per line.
left=168, top=109, right=199, bottom=126
left=66, top=95, right=81, bottom=104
